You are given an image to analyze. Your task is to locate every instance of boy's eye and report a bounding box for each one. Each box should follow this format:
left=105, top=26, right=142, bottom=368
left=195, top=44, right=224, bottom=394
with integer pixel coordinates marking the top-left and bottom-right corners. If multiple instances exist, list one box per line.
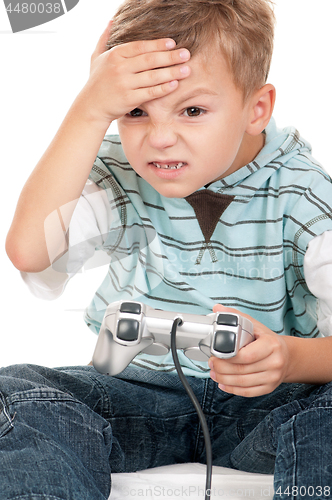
left=128, top=108, right=146, bottom=117
left=184, top=107, right=205, bottom=117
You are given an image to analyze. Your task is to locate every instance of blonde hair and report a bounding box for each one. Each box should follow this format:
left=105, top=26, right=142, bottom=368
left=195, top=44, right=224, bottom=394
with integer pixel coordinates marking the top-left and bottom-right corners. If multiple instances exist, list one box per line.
left=107, top=0, right=275, bottom=101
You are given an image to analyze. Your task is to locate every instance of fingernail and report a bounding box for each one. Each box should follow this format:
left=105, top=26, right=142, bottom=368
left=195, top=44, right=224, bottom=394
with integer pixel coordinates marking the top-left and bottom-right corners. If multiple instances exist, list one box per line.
left=210, top=371, right=217, bottom=382
left=219, top=384, right=226, bottom=392
left=166, top=39, right=176, bottom=49
left=180, top=49, right=190, bottom=60
left=208, top=358, right=214, bottom=370
left=180, top=66, right=190, bottom=75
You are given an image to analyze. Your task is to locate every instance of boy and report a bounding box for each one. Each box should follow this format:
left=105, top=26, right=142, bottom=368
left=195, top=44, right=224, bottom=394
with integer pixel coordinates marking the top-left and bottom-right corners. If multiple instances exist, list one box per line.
left=3, top=0, right=332, bottom=498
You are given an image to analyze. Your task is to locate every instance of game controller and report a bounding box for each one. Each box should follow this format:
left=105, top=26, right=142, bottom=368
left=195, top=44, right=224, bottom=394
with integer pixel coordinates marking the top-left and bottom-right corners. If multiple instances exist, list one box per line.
left=92, top=301, right=254, bottom=376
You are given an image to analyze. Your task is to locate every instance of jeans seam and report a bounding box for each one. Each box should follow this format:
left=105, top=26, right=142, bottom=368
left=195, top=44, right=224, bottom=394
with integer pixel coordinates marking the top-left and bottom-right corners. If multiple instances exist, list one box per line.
left=6, top=390, right=96, bottom=422
left=0, top=393, right=15, bottom=438
left=285, top=383, right=305, bottom=404
left=85, top=373, right=111, bottom=417
left=290, top=417, right=297, bottom=500
left=8, top=496, right=68, bottom=500
left=267, top=413, right=277, bottom=450
left=9, top=393, right=80, bottom=405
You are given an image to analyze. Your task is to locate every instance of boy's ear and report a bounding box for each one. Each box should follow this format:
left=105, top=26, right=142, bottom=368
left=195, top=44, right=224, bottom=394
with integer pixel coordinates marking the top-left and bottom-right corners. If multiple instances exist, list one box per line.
left=246, top=84, right=276, bottom=136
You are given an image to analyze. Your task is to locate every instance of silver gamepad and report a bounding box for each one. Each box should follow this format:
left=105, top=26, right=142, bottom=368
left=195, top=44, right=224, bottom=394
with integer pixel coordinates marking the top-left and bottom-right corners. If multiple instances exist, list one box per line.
left=92, top=301, right=254, bottom=376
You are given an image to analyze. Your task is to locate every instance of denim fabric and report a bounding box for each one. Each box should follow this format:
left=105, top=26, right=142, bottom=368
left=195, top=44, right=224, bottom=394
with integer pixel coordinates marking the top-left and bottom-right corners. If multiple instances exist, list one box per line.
left=0, top=364, right=331, bottom=500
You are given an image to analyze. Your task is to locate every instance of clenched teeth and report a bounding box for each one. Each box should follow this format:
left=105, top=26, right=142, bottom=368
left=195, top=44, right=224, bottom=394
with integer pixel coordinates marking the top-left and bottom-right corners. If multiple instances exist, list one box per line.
left=152, top=162, right=185, bottom=170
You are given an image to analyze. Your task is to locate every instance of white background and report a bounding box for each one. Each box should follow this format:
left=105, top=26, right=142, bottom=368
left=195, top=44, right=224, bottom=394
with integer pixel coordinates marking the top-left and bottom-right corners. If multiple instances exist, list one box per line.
left=1, top=0, right=331, bottom=368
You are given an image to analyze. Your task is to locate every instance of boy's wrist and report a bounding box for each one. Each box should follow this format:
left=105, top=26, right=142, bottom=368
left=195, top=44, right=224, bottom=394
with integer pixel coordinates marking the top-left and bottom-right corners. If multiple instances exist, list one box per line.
left=283, top=335, right=332, bottom=385
left=71, top=89, right=116, bottom=132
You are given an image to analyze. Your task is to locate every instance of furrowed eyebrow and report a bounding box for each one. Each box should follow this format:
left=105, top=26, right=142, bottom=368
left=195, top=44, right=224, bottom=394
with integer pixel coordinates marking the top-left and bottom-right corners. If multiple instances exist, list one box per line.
left=173, top=87, right=219, bottom=108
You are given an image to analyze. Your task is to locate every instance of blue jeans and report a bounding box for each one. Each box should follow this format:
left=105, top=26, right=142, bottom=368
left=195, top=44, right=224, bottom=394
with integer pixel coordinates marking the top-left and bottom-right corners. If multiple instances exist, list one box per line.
left=0, top=364, right=331, bottom=500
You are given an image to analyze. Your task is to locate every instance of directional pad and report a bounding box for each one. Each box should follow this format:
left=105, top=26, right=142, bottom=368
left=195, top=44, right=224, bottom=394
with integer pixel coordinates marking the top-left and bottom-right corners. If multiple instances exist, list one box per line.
left=117, top=319, right=140, bottom=342
left=213, top=330, right=236, bottom=354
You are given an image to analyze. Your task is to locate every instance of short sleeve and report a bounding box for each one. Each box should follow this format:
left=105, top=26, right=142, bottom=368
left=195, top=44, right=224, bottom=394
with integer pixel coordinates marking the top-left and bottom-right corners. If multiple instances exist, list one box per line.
left=21, top=180, right=111, bottom=300
left=304, top=230, right=332, bottom=336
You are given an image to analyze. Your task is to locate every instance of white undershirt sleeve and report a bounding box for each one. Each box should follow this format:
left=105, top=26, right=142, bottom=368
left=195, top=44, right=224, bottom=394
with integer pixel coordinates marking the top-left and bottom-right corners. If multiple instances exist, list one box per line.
left=303, top=230, right=332, bottom=337
left=20, top=180, right=111, bottom=300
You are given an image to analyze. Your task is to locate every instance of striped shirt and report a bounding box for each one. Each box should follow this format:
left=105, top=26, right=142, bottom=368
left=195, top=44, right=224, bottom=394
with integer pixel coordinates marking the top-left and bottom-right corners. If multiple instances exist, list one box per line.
left=75, top=117, right=332, bottom=377
left=21, top=118, right=332, bottom=377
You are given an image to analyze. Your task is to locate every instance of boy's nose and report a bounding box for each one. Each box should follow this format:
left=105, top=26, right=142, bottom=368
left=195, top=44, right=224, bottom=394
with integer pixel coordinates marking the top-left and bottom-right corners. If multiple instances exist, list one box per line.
left=147, top=122, right=178, bottom=150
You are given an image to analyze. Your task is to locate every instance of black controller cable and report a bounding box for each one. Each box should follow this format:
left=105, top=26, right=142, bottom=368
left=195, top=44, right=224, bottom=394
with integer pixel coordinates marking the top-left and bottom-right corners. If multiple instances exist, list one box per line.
left=170, top=317, right=213, bottom=500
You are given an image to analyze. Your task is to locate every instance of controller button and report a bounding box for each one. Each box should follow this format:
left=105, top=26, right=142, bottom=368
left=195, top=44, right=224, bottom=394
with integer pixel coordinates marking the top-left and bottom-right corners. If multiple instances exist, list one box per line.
left=120, top=302, right=142, bottom=315
left=214, top=330, right=236, bottom=354
left=117, top=319, right=140, bottom=342
left=184, top=347, right=210, bottom=362
left=143, top=343, right=170, bottom=356
left=217, top=313, right=238, bottom=327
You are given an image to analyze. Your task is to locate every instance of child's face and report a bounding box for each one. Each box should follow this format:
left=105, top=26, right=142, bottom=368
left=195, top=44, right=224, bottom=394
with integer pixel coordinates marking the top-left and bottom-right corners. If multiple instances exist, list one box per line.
left=117, top=47, right=262, bottom=198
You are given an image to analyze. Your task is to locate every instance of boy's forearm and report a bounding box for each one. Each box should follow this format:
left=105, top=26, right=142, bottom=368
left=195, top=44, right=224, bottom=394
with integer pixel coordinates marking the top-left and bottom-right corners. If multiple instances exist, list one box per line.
left=284, top=335, right=332, bottom=385
left=6, top=96, right=110, bottom=273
